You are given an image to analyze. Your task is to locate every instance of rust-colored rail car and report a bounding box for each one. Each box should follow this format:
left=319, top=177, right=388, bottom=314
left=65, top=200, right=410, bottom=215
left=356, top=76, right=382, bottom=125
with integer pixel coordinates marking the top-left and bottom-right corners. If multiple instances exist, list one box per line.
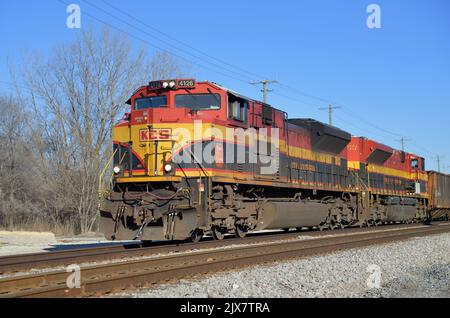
left=428, top=171, right=450, bottom=219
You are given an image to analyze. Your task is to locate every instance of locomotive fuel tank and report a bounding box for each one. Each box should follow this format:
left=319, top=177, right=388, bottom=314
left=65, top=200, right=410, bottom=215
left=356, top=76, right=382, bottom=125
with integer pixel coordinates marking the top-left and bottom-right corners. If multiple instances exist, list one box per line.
left=382, top=197, right=422, bottom=222
left=384, top=206, right=418, bottom=222
left=257, top=201, right=330, bottom=230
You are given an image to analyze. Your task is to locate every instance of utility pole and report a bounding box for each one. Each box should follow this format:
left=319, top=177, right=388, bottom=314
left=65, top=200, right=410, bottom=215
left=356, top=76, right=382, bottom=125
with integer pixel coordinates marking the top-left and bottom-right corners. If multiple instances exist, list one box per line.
left=396, top=136, right=411, bottom=152
left=433, top=155, right=443, bottom=173
left=318, top=104, right=341, bottom=126
left=250, top=80, right=278, bottom=103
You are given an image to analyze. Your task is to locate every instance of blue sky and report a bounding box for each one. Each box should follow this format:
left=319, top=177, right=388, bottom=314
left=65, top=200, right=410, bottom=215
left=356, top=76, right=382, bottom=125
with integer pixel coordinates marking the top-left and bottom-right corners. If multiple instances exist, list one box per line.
left=1, top=0, right=449, bottom=172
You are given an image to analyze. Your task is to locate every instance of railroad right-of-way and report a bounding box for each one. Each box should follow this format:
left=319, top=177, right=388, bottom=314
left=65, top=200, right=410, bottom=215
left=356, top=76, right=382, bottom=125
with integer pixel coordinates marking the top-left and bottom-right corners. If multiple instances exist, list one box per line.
left=0, top=222, right=449, bottom=298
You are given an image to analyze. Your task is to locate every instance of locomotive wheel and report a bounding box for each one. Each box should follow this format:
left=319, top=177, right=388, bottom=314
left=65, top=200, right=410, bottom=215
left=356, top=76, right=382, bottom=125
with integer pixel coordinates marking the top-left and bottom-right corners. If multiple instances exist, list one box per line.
left=212, top=227, right=226, bottom=240
left=189, top=229, right=203, bottom=243
left=235, top=225, right=248, bottom=238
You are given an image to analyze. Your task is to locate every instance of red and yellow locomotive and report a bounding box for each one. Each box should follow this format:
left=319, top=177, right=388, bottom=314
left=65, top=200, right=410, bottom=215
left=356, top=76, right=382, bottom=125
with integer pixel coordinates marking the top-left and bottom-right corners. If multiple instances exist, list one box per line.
left=99, top=79, right=448, bottom=242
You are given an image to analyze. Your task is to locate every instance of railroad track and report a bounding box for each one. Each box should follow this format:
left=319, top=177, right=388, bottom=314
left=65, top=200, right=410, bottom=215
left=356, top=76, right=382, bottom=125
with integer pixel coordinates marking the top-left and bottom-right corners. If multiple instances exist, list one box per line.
left=1, top=223, right=449, bottom=298
left=0, top=222, right=438, bottom=275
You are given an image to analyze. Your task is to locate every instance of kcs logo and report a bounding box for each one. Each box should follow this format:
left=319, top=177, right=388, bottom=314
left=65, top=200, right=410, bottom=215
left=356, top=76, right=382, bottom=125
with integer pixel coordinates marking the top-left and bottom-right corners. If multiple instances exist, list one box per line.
left=139, top=128, right=171, bottom=141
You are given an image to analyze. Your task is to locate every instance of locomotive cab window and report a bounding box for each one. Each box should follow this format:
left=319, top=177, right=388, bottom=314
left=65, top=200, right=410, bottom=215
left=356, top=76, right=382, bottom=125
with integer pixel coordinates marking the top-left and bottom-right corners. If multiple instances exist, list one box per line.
left=228, top=94, right=248, bottom=122
left=175, top=93, right=221, bottom=110
left=134, top=96, right=167, bottom=110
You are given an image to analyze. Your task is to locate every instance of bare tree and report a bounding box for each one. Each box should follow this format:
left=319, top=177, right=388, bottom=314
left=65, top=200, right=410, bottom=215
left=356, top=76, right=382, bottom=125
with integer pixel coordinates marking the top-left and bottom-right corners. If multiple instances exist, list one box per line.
left=9, top=28, right=187, bottom=233
left=150, top=50, right=187, bottom=80
left=0, top=95, right=44, bottom=229
left=0, top=95, right=24, bottom=228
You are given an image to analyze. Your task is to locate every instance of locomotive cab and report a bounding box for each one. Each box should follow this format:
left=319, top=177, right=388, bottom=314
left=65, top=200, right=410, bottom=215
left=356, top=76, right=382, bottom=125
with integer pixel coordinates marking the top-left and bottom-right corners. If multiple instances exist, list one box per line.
left=112, top=79, right=226, bottom=179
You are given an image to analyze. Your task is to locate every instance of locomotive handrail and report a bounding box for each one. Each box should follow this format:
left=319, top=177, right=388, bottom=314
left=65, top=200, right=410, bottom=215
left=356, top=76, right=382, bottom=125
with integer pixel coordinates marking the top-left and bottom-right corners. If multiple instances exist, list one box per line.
left=350, top=170, right=369, bottom=191
left=98, top=148, right=118, bottom=198
left=109, top=152, right=126, bottom=186
left=350, top=170, right=373, bottom=211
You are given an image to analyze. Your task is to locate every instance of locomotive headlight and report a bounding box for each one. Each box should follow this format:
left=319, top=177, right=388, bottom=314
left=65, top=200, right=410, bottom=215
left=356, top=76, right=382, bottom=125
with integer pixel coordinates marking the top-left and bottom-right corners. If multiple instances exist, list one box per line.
left=162, top=81, right=169, bottom=88
left=164, top=164, right=173, bottom=173
left=169, top=81, right=176, bottom=88
left=113, top=166, right=121, bottom=174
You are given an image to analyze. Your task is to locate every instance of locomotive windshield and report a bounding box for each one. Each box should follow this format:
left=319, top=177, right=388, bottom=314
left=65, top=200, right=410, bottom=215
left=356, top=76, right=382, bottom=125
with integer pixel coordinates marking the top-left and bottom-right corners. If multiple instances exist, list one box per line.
left=135, top=96, right=167, bottom=109
left=175, top=93, right=221, bottom=110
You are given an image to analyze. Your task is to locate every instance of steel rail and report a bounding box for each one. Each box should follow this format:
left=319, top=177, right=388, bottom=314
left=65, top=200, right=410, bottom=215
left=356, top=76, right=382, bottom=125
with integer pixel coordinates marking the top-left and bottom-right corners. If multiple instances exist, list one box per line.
left=0, top=222, right=438, bottom=275
left=0, top=224, right=449, bottom=298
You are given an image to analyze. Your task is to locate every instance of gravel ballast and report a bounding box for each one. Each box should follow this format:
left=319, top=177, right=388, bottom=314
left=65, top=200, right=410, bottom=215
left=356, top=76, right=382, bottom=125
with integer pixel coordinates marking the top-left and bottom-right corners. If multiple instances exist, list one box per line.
left=115, top=233, right=450, bottom=298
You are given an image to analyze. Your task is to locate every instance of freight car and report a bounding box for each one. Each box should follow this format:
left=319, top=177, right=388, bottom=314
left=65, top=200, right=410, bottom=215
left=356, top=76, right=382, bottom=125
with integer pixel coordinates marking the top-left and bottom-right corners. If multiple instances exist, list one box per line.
left=428, top=171, right=450, bottom=220
left=99, top=79, right=441, bottom=242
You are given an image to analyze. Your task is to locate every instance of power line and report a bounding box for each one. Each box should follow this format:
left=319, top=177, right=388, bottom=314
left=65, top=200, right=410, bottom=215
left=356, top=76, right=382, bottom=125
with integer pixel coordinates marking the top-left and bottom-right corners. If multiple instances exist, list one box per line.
left=55, top=0, right=256, bottom=85
left=78, top=0, right=256, bottom=83
left=68, top=0, right=414, bottom=146
left=91, top=0, right=341, bottom=109
left=272, top=91, right=321, bottom=109
left=86, top=0, right=342, bottom=109
left=50, top=0, right=441, bottom=158
left=333, top=115, right=436, bottom=168
left=275, top=83, right=335, bottom=105
left=272, top=82, right=405, bottom=138
left=99, top=0, right=267, bottom=81
left=274, top=83, right=437, bottom=156
left=334, top=114, right=392, bottom=140
left=340, top=108, right=403, bottom=137
left=318, top=104, right=341, bottom=126
left=56, top=0, right=284, bottom=89
left=406, top=141, right=437, bottom=157
left=250, top=80, right=278, bottom=103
